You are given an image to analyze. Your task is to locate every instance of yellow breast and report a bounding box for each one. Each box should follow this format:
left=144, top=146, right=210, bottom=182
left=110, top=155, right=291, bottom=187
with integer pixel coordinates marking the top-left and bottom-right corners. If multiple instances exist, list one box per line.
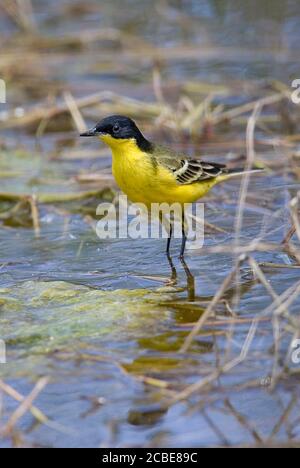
left=111, top=139, right=159, bottom=205
left=101, top=135, right=217, bottom=206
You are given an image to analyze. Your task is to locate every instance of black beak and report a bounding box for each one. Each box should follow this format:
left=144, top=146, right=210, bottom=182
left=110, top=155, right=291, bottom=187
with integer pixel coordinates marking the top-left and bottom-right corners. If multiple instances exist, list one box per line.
left=80, top=127, right=97, bottom=137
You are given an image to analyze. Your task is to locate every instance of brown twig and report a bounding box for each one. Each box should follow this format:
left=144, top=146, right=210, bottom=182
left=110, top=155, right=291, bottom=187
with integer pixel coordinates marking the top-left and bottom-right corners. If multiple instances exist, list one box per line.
left=179, top=255, right=247, bottom=353
left=1, top=378, right=49, bottom=437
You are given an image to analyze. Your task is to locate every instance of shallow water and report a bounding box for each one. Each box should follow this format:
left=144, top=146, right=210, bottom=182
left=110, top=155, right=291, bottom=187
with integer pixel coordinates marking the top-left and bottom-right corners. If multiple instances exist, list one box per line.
left=0, top=0, right=300, bottom=448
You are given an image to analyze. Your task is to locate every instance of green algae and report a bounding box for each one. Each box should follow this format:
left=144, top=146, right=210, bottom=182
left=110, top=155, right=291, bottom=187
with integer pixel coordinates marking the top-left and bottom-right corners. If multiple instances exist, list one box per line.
left=0, top=280, right=173, bottom=378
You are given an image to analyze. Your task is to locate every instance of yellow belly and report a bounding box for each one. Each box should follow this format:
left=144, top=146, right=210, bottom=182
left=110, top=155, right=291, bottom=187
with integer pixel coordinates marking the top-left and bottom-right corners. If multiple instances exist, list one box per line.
left=109, top=138, right=216, bottom=206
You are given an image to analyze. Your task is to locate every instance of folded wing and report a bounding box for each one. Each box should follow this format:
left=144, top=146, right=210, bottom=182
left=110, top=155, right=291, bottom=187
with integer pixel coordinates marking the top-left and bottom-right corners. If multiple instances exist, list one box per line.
left=155, top=149, right=226, bottom=185
left=173, top=159, right=226, bottom=184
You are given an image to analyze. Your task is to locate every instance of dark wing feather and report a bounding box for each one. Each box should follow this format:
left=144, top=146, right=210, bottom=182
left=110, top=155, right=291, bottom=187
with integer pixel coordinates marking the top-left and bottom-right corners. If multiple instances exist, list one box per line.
left=174, top=159, right=226, bottom=184
left=152, top=145, right=227, bottom=185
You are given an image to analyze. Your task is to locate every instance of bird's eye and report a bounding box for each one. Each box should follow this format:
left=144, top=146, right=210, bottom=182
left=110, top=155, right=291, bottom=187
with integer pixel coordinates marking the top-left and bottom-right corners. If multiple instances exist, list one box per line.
left=113, top=123, right=120, bottom=133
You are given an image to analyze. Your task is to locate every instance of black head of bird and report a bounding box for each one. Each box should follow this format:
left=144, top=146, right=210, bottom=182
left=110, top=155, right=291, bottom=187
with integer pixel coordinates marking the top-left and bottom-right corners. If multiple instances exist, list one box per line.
left=80, top=115, right=153, bottom=151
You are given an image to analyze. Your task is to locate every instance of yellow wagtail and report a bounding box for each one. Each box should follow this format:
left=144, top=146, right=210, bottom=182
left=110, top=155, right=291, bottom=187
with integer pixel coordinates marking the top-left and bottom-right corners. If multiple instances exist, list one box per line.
left=81, top=115, right=261, bottom=258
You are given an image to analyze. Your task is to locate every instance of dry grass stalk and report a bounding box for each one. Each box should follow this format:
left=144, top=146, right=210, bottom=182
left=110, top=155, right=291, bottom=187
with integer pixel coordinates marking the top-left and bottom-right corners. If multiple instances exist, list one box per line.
left=1, top=0, right=36, bottom=33
left=224, top=399, right=263, bottom=443
left=0, top=378, right=49, bottom=438
left=28, top=195, right=40, bottom=237
left=179, top=255, right=247, bottom=353
left=63, top=91, right=87, bottom=133
left=0, top=380, right=48, bottom=427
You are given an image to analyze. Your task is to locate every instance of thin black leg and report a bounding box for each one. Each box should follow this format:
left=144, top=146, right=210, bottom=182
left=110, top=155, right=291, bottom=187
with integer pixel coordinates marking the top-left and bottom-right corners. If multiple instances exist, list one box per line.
left=166, top=222, right=173, bottom=254
left=180, top=210, right=187, bottom=259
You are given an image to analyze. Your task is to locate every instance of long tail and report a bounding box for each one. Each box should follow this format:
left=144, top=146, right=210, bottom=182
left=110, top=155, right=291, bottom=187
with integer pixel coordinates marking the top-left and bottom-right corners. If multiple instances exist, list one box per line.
left=217, top=168, right=264, bottom=183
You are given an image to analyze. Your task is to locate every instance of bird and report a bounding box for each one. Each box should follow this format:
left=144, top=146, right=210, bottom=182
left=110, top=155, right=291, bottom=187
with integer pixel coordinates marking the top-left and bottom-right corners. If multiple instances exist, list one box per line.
left=81, top=115, right=262, bottom=258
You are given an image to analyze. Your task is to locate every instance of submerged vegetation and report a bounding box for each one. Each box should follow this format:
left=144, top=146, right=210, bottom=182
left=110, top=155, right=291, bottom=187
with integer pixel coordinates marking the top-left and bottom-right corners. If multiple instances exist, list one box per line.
left=0, top=0, right=300, bottom=448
